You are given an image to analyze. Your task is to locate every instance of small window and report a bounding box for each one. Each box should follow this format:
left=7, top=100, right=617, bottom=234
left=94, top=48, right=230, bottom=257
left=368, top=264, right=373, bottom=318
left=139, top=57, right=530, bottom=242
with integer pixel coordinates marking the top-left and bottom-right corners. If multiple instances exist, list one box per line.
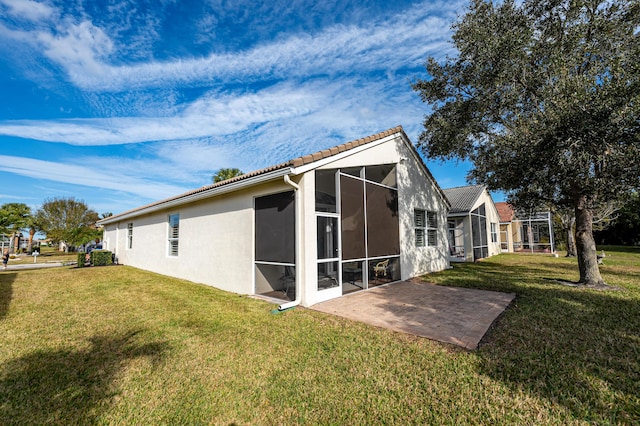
left=415, top=228, right=425, bottom=247
left=127, top=223, right=133, bottom=249
left=415, top=209, right=437, bottom=247
left=168, top=214, right=179, bottom=256
left=491, top=222, right=498, bottom=243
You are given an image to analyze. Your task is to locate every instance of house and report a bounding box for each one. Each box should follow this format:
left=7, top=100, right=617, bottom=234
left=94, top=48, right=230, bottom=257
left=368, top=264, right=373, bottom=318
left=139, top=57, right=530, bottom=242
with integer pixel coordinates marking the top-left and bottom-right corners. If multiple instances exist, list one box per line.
left=495, top=202, right=555, bottom=253
left=98, top=126, right=451, bottom=308
left=442, top=185, right=501, bottom=262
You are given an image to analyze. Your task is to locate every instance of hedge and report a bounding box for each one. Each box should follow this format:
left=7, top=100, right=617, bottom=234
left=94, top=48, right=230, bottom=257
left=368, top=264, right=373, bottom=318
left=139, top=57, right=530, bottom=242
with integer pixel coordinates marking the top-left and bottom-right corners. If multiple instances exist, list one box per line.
left=91, top=250, right=113, bottom=266
left=77, top=250, right=113, bottom=267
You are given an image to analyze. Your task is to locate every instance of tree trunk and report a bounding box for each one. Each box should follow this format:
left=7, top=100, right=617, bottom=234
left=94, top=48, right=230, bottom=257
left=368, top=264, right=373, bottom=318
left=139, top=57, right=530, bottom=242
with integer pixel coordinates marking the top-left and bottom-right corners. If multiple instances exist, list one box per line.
left=27, top=228, right=35, bottom=253
left=565, top=216, right=577, bottom=257
left=575, top=196, right=606, bottom=287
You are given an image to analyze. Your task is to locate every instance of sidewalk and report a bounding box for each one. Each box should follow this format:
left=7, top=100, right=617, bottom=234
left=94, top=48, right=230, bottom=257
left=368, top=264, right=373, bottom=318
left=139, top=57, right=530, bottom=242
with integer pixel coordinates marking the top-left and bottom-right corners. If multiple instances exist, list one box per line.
left=2, top=261, right=71, bottom=271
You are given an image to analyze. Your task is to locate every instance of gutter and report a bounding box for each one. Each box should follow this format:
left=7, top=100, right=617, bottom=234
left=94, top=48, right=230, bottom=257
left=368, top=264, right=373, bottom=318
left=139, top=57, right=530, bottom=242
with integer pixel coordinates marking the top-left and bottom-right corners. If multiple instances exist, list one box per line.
left=98, top=167, right=293, bottom=225
left=278, top=174, right=302, bottom=311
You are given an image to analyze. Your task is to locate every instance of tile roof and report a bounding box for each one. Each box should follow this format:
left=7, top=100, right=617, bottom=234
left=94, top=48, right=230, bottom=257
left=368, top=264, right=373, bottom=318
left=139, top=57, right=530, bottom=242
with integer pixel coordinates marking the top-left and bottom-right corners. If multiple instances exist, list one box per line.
left=100, top=126, right=423, bottom=224
left=495, top=202, right=515, bottom=223
left=442, top=185, right=486, bottom=214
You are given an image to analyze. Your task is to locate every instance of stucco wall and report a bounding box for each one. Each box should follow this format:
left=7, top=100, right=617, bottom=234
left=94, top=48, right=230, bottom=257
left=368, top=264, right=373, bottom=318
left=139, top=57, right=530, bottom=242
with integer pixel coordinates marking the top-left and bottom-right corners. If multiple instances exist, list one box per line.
left=395, top=142, right=450, bottom=277
left=102, top=134, right=450, bottom=307
left=103, top=180, right=292, bottom=295
left=315, top=136, right=450, bottom=280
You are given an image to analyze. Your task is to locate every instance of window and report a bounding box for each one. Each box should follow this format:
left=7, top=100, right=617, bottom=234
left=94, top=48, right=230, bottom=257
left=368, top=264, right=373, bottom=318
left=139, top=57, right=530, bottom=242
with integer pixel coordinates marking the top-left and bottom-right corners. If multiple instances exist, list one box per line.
left=415, top=209, right=438, bottom=247
left=168, top=214, right=179, bottom=256
left=127, top=223, right=133, bottom=249
left=415, top=209, right=425, bottom=247
left=491, top=223, right=498, bottom=243
left=427, top=211, right=438, bottom=246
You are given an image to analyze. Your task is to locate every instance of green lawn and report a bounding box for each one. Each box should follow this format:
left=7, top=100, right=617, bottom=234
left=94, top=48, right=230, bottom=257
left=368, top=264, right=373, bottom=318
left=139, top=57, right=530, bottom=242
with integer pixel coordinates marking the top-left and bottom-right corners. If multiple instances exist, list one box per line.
left=0, top=247, right=638, bottom=424
left=5, top=246, right=77, bottom=265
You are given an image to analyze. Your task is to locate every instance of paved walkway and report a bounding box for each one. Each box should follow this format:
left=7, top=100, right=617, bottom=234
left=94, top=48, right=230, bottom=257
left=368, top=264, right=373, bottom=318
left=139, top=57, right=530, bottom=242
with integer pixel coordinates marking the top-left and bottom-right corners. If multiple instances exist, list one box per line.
left=2, top=262, right=66, bottom=271
left=311, top=280, right=515, bottom=350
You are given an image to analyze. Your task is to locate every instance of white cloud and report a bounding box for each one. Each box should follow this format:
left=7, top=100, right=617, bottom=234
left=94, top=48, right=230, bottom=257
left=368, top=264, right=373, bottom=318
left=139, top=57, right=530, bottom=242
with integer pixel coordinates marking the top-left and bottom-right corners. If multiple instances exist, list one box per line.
left=0, top=0, right=55, bottom=22
left=37, top=20, right=114, bottom=77
left=0, top=155, right=189, bottom=201
left=0, top=82, right=322, bottom=144
left=73, top=14, right=453, bottom=92
left=1, top=1, right=459, bottom=91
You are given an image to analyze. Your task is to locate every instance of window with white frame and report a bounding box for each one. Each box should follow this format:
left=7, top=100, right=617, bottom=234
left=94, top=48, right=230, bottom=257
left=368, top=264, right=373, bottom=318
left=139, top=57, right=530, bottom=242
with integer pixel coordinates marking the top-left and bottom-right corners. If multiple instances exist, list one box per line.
left=415, top=209, right=438, bottom=247
left=491, top=222, right=498, bottom=243
left=168, top=214, right=179, bottom=256
left=127, top=222, right=133, bottom=249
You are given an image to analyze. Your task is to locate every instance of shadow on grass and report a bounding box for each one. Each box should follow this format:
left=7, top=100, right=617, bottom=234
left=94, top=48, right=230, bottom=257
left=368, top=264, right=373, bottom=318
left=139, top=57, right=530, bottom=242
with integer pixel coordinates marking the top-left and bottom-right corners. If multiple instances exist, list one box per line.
left=431, top=258, right=640, bottom=422
left=0, top=329, right=169, bottom=425
left=0, top=273, right=16, bottom=320
left=479, top=285, right=640, bottom=422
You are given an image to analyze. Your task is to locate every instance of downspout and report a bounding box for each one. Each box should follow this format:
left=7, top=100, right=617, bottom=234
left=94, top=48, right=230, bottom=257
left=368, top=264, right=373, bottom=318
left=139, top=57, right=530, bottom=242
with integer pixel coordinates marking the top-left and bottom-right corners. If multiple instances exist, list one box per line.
left=279, top=174, right=301, bottom=311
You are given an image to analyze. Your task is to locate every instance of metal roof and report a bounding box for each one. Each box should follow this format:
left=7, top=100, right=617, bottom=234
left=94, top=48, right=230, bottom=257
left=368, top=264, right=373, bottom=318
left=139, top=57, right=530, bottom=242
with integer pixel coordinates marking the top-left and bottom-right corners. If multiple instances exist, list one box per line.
left=442, top=185, right=486, bottom=214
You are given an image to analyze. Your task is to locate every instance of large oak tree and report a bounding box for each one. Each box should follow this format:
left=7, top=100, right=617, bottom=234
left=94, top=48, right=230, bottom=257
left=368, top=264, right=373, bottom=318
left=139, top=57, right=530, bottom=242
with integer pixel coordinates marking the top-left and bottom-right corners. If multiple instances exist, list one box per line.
left=35, top=197, right=100, bottom=249
left=413, top=0, right=640, bottom=286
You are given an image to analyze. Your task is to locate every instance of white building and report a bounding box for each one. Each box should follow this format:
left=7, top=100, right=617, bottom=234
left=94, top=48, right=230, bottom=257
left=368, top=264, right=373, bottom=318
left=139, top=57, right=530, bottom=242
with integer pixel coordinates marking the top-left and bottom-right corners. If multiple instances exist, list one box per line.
left=495, top=202, right=555, bottom=254
left=443, top=185, right=502, bottom=262
left=98, top=127, right=451, bottom=308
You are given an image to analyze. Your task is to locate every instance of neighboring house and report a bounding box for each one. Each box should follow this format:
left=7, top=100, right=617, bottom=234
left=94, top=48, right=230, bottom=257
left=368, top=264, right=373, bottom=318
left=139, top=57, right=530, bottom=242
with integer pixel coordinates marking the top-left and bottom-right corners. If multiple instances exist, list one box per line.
left=442, top=185, right=501, bottom=262
left=98, top=126, right=451, bottom=308
left=495, top=202, right=555, bottom=253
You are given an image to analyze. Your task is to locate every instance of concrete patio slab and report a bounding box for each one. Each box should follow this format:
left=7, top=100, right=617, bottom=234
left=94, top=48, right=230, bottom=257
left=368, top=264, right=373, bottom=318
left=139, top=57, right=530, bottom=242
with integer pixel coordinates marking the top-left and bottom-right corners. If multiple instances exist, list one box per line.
left=310, top=280, right=515, bottom=350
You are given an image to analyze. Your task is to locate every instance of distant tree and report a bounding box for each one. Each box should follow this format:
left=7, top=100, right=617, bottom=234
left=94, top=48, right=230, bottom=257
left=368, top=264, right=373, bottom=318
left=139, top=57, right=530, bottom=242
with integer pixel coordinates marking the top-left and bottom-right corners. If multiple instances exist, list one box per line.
left=555, top=201, right=619, bottom=257
left=35, top=197, right=100, bottom=250
left=101, top=212, right=113, bottom=219
left=594, top=191, right=640, bottom=245
left=554, top=208, right=578, bottom=257
left=412, top=0, right=640, bottom=287
left=0, top=203, right=31, bottom=253
left=26, top=214, right=43, bottom=254
left=0, top=203, right=30, bottom=236
left=212, top=168, right=243, bottom=183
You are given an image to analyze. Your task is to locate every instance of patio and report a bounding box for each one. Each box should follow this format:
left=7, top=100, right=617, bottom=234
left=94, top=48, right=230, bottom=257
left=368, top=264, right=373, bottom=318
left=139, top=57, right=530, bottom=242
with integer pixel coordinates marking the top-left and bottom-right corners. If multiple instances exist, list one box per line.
left=310, top=280, right=515, bottom=350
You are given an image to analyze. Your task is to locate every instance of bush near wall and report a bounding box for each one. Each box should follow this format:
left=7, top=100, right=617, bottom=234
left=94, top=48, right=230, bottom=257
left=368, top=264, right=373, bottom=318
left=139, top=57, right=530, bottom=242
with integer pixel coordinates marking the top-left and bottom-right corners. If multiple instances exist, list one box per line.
left=91, top=250, right=113, bottom=266
left=77, top=252, right=87, bottom=267
left=77, top=250, right=113, bottom=267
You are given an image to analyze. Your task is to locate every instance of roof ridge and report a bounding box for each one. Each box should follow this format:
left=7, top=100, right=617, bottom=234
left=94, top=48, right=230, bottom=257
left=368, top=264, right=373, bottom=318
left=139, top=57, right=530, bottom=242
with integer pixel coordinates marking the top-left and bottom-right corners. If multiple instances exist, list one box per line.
left=289, top=125, right=404, bottom=167
left=99, top=126, right=406, bottom=224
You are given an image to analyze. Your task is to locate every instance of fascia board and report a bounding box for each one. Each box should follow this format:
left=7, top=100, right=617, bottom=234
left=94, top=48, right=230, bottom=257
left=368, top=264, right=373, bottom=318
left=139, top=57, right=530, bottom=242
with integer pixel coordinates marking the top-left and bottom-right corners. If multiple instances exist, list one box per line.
left=290, top=134, right=399, bottom=175
left=99, top=167, right=293, bottom=225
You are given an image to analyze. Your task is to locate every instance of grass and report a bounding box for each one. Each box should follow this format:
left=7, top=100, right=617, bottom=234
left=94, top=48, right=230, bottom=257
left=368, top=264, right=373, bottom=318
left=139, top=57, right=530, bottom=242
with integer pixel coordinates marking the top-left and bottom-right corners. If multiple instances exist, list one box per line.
left=5, top=246, right=77, bottom=266
left=0, top=247, right=638, bottom=424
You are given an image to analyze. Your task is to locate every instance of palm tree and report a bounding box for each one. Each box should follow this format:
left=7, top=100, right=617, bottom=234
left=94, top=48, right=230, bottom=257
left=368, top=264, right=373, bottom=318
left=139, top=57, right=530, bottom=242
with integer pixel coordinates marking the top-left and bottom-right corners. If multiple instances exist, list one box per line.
left=212, top=168, right=243, bottom=184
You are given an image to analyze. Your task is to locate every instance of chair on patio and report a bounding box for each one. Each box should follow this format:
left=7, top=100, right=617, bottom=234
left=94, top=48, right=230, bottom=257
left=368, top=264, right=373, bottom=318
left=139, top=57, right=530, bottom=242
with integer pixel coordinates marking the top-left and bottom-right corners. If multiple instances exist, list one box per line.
left=373, top=259, right=389, bottom=280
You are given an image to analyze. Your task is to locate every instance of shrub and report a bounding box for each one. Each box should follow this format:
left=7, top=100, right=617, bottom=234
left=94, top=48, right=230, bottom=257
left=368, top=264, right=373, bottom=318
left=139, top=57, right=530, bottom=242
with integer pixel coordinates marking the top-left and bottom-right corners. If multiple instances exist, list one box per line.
left=91, top=250, right=113, bottom=267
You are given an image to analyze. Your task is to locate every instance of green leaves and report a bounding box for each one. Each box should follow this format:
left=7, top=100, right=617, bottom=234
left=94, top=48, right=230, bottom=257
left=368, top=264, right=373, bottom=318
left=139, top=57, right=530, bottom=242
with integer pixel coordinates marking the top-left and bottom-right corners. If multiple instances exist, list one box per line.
left=212, top=168, right=243, bottom=184
left=0, top=203, right=31, bottom=236
left=413, top=0, right=640, bottom=210
left=35, top=197, right=100, bottom=247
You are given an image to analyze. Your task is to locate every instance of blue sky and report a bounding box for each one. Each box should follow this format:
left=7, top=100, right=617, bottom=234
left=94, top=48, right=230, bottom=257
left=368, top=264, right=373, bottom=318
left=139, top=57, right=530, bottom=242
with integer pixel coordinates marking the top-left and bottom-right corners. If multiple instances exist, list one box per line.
left=0, top=0, right=488, bottom=216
